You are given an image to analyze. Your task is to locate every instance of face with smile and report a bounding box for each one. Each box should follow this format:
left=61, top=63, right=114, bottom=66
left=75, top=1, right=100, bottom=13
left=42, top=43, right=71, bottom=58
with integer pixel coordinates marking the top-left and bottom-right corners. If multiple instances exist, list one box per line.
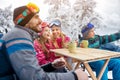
left=25, top=14, right=42, bottom=33
left=42, top=27, right=51, bottom=40
left=51, top=25, right=61, bottom=38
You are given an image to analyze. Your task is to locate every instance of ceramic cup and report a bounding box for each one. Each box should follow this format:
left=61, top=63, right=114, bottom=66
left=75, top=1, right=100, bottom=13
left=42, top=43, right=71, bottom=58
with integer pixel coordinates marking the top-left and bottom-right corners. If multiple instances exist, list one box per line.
left=80, top=40, right=89, bottom=48
left=68, top=41, right=77, bottom=53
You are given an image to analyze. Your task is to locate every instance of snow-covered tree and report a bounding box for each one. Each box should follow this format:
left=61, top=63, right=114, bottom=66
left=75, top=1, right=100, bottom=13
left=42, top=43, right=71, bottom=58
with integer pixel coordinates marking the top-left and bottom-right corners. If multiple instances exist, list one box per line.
left=44, top=0, right=73, bottom=38
left=73, top=0, right=107, bottom=30
left=0, top=5, right=14, bottom=34
left=44, top=0, right=103, bottom=40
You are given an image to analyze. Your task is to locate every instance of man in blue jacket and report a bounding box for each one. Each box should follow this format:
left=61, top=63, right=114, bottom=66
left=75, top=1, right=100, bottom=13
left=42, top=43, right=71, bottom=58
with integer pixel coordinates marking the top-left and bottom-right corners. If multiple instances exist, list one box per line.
left=1, top=3, right=88, bottom=80
left=80, top=23, right=120, bottom=80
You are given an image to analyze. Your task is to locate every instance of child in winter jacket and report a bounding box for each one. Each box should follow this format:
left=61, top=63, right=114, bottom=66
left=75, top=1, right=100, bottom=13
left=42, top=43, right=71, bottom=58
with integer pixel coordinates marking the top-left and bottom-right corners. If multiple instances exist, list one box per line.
left=34, top=22, right=59, bottom=65
left=34, top=22, right=67, bottom=72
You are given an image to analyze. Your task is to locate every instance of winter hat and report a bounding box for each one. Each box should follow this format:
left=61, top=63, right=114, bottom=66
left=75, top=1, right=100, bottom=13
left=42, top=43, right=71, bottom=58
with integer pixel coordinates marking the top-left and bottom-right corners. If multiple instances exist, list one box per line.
left=49, top=19, right=61, bottom=28
left=13, top=2, right=40, bottom=26
left=38, top=22, right=49, bottom=36
left=81, top=23, right=94, bottom=38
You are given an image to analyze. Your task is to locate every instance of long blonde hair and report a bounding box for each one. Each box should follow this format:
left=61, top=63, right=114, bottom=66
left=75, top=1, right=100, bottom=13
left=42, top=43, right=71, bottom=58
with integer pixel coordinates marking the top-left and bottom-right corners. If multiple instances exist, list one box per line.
left=52, top=32, right=66, bottom=48
left=37, top=36, right=50, bottom=58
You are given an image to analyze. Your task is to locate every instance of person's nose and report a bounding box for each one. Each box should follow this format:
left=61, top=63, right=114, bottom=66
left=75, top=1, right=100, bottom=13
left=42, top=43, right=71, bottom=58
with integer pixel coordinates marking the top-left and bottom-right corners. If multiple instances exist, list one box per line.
left=38, top=18, right=42, bottom=25
left=53, top=30, right=57, bottom=33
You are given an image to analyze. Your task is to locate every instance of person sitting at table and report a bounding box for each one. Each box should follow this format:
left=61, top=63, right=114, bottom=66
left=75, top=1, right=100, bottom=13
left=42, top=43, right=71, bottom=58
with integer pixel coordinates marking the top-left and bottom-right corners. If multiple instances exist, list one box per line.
left=34, top=21, right=67, bottom=72
left=49, top=19, right=74, bottom=68
left=49, top=19, right=70, bottom=48
left=79, top=23, right=120, bottom=80
left=1, top=2, right=88, bottom=80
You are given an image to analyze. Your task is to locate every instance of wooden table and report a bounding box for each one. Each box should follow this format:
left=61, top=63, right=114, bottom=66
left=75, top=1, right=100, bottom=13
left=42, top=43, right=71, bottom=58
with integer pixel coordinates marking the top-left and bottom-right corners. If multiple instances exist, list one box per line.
left=50, top=48, right=120, bottom=80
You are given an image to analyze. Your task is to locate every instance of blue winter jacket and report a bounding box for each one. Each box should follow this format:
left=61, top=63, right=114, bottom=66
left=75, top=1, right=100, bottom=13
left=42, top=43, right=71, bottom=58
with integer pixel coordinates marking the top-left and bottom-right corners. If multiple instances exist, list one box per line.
left=1, top=25, right=77, bottom=80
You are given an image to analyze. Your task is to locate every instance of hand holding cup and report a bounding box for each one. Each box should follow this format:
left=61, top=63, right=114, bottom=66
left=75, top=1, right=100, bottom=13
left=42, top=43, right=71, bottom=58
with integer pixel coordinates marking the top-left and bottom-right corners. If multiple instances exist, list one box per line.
left=80, top=40, right=89, bottom=48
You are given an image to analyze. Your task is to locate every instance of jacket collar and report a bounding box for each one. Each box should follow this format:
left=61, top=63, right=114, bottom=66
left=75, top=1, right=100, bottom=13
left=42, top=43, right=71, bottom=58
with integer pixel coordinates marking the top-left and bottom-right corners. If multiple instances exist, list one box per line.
left=16, top=25, right=39, bottom=40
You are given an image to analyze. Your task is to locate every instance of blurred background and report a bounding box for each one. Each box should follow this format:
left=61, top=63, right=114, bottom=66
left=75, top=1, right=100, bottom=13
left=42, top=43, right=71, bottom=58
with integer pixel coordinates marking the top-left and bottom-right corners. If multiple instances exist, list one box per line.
left=0, top=0, right=120, bottom=45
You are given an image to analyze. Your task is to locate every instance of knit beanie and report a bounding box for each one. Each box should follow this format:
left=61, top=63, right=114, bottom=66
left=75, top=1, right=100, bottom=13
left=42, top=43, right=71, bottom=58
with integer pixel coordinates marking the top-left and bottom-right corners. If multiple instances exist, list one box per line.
left=50, top=19, right=61, bottom=28
left=81, top=23, right=94, bottom=39
left=13, top=2, right=40, bottom=26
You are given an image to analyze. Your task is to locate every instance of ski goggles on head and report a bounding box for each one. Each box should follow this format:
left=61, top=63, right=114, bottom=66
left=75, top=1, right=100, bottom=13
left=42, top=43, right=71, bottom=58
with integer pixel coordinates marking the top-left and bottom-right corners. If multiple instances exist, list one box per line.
left=81, top=23, right=94, bottom=33
left=14, top=2, right=40, bottom=25
left=50, top=19, right=61, bottom=28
